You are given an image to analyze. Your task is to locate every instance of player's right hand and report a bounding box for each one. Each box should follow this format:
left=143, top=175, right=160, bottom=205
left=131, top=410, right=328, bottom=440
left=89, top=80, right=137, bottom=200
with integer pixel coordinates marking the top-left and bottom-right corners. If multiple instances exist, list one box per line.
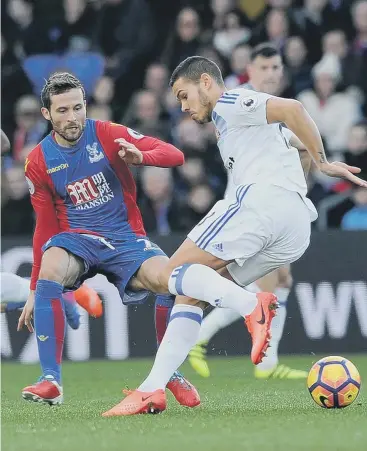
left=17, top=291, right=35, bottom=333
left=320, top=162, right=367, bottom=188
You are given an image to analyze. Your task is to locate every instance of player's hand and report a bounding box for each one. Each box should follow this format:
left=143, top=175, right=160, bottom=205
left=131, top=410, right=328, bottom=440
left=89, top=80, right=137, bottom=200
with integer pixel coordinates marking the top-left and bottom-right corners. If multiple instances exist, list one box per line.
left=17, top=291, right=35, bottom=333
left=319, top=162, right=367, bottom=188
left=115, top=138, right=143, bottom=165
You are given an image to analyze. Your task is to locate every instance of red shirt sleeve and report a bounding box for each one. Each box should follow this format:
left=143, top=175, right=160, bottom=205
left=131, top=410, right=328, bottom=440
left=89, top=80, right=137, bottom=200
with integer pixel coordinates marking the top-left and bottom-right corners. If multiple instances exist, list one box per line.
left=96, top=121, right=185, bottom=167
left=25, top=147, right=61, bottom=290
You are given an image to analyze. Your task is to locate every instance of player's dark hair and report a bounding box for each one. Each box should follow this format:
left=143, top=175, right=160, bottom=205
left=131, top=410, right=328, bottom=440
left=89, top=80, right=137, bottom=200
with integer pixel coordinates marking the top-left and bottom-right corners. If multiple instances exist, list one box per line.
left=250, top=43, right=280, bottom=61
left=41, top=72, right=86, bottom=109
left=169, top=56, right=224, bottom=87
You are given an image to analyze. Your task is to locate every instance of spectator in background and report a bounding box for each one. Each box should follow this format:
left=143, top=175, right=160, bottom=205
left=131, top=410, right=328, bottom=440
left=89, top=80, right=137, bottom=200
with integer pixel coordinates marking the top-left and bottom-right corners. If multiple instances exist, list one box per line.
left=1, top=164, right=34, bottom=235
left=213, top=9, right=251, bottom=58
left=293, top=0, right=328, bottom=64
left=224, top=43, right=251, bottom=89
left=351, top=0, right=367, bottom=52
left=253, top=0, right=296, bottom=29
left=322, top=29, right=348, bottom=59
left=183, top=184, right=216, bottom=227
left=144, top=63, right=169, bottom=99
left=251, top=8, right=294, bottom=53
left=64, top=0, right=99, bottom=51
left=88, top=105, right=112, bottom=122
left=196, top=45, right=225, bottom=73
left=162, top=7, right=201, bottom=72
left=12, top=95, right=47, bottom=162
left=350, top=0, right=367, bottom=113
left=175, top=118, right=227, bottom=196
left=90, top=76, right=114, bottom=121
left=297, top=54, right=361, bottom=158
left=124, top=90, right=170, bottom=140
left=19, top=0, right=69, bottom=56
left=284, top=35, right=313, bottom=95
left=98, top=0, right=156, bottom=115
left=1, top=33, right=33, bottom=138
left=341, top=188, right=367, bottom=230
left=211, top=0, right=238, bottom=30
left=93, top=76, right=115, bottom=107
left=344, top=121, right=367, bottom=182
left=322, top=29, right=364, bottom=102
left=139, top=167, right=184, bottom=235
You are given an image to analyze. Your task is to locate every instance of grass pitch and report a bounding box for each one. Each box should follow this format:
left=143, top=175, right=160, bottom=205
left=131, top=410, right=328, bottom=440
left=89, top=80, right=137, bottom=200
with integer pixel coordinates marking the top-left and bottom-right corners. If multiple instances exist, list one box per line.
left=2, top=355, right=366, bottom=451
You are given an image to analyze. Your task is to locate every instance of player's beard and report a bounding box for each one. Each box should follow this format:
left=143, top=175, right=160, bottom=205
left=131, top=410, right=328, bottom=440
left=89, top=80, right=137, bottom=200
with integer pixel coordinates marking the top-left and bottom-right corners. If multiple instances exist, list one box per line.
left=51, top=118, right=86, bottom=144
left=194, top=89, right=213, bottom=124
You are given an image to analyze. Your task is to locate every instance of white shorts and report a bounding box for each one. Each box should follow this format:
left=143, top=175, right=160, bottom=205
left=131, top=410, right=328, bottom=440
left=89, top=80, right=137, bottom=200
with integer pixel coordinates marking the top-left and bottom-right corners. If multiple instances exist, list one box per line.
left=188, top=184, right=316, bottom=287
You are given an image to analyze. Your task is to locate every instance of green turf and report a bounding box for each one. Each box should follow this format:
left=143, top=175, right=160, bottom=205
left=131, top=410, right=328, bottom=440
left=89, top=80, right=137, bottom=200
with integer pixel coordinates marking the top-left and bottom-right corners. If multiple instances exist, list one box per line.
left=2, top=355, right=366, bottom=451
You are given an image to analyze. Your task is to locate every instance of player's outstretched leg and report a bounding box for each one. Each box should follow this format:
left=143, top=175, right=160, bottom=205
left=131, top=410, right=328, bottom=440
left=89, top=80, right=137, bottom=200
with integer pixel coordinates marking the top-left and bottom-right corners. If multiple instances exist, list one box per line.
left=155, top=294, right=200, bottom=408
left=166, top=260, right=277, bottom=365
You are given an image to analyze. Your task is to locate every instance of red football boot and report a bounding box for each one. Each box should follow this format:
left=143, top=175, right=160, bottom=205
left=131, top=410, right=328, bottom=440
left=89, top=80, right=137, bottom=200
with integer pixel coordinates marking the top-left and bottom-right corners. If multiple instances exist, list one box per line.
left=167, top=371, right=200, bottom=408
left=22, top=376, right=63, bottom=406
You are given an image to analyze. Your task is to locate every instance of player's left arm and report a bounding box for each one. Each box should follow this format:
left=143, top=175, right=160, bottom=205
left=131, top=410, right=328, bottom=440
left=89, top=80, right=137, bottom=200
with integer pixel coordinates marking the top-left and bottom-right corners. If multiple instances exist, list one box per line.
left=265, top=97, right=367, bottom=187
left=97, top=121, right=184, bottom=167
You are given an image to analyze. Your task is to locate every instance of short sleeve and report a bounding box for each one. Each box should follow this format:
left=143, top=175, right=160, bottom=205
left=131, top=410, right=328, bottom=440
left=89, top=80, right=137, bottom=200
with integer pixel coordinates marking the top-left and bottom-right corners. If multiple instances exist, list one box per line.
left=213, top=90, right=273, bottom=127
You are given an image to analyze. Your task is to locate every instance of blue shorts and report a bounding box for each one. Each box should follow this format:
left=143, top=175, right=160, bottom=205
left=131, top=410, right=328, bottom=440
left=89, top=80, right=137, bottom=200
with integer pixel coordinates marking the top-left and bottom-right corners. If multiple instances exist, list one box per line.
left=42, top=232, right=166, bottom=305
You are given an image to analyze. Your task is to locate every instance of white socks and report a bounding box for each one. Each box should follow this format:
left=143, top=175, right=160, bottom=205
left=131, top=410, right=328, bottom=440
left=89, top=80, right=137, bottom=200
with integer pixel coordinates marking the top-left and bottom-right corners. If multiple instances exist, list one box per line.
left=138, top=304, right=203, bottom=392
left=257, top=287, right=289, bottom=370
left=168, top=264, right=257, bottom=317
left=197, top=281, right=259, bottom=343
left=1, top=273, right=30, bottom=303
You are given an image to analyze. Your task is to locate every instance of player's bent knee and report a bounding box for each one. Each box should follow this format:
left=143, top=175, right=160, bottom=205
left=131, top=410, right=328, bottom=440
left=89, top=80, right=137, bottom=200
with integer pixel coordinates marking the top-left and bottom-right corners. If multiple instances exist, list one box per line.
left=39, top=247, right=82, bottom=286
left=156, top=268, right=172, bottom=293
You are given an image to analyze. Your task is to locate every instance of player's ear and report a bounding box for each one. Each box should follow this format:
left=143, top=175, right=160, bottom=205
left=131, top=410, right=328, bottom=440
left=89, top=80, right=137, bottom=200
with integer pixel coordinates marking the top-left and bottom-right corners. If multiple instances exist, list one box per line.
left=200, top=73, right=212, bottom=90
left=41, top=107, right=51, bottom=121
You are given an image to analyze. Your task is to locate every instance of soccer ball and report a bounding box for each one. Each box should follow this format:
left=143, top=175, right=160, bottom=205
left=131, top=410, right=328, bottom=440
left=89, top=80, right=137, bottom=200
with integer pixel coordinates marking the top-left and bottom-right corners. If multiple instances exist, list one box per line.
left=307, top=356, right=361, bottom=408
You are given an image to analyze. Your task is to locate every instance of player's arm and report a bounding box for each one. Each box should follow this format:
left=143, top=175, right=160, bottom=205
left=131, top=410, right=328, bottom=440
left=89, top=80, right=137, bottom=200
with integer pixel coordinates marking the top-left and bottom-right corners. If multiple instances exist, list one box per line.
left=266, top=98, right=367, bottom=187
left=25, top=158, right=61, bottom=291
left=97, top=121, right=184, bottom=167
left=1, top=129, right=10, bottom=153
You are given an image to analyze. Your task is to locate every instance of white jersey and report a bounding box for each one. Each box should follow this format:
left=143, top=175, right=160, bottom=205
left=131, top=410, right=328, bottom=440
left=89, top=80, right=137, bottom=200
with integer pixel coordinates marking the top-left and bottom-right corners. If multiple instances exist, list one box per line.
left=213, top=88, right=317, bottom=219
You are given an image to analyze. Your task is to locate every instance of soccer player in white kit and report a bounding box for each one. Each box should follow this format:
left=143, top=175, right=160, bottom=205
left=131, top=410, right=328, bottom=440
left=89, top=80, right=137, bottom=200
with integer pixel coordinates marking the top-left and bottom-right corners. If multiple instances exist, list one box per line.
left=189, top=43, right=312, bottom=380
left=103, top=56, right=367, bottom=416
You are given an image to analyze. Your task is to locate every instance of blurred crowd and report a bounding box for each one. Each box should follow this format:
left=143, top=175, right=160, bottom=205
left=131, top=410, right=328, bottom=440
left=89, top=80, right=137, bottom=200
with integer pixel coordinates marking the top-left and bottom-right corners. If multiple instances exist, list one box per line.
left=1, top=0, right=367, bottom=236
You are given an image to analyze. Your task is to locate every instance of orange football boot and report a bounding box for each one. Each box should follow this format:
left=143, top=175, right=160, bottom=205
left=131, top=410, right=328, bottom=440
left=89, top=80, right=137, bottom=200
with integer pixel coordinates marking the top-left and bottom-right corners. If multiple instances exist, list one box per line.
left=74, top=284, right=103, bottom=318
left=245, top=292, right=278, bottom=365
left=102, top=389, right=167, bottom=417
